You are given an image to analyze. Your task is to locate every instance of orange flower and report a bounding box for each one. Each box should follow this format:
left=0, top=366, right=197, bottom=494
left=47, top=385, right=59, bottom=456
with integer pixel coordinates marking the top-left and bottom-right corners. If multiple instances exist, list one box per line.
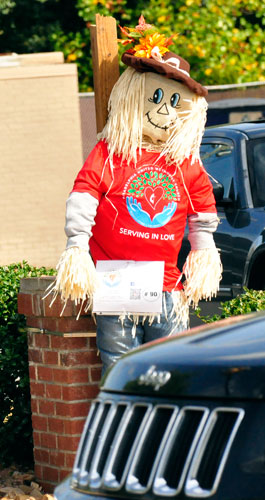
left=118, top=15, right=176, bottom=59
left=134, top=33, right=171, bottom=58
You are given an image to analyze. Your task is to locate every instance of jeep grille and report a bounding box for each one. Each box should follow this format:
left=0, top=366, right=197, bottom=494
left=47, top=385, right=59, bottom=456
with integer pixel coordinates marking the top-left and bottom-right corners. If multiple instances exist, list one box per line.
left=72, top=399, right=244, bottom=497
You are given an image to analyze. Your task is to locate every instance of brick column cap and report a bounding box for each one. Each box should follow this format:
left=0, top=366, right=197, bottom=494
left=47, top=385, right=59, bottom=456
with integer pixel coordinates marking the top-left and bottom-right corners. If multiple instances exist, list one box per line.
left=18, top=277, right=96, bottom=336
left=20, top=276, right=55, bottom=294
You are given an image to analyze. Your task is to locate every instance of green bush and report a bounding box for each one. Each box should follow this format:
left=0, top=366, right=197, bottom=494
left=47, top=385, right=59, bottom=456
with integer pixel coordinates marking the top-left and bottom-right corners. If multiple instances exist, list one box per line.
left=0, top=261, right=55, bottom=467
left=196, top=288, right=265, bottom=324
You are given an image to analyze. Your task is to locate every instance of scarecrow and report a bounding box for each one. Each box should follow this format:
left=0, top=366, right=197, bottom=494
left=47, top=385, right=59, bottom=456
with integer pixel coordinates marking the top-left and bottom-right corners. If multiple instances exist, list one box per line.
left=51, top=17, right=222, bottom=373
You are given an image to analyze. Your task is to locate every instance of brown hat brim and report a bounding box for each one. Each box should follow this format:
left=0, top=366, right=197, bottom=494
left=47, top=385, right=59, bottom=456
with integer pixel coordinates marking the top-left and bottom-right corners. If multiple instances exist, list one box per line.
left=122, top=51, right=208, bottom=97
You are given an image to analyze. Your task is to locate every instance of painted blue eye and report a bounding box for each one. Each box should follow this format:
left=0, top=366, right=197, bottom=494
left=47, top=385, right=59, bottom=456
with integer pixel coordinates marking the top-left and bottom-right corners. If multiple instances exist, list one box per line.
left=153, top=88, right=164, bottom=104
left=170, top=93, right=180, bottom=108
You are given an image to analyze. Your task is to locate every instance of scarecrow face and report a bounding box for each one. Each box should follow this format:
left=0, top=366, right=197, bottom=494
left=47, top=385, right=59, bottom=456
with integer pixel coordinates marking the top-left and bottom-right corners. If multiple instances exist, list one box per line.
left=143, top=72, right=195, bottom=144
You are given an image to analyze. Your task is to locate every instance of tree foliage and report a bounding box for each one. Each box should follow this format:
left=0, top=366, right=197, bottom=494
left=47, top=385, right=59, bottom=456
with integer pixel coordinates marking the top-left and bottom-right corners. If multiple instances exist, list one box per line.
left=0, top=0, right=82, bottom=52
left=0, top=0, right=265, bottom=90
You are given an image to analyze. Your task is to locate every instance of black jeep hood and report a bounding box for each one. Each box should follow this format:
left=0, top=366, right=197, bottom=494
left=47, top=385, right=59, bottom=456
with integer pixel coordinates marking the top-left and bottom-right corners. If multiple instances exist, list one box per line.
left=102, top=312, right=265, bottom=400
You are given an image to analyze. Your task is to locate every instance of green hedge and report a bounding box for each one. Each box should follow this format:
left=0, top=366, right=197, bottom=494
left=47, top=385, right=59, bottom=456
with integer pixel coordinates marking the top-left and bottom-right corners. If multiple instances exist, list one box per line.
left=196, top=288, right=265, bottom=324
left=0, top=262, right=55, bottom=467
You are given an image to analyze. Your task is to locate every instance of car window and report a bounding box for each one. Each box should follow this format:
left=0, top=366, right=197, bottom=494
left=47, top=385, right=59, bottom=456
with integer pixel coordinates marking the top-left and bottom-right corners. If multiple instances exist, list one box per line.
left=247, top=139, right=265, bottom=207
left=200, top=141, right=235, bottom=199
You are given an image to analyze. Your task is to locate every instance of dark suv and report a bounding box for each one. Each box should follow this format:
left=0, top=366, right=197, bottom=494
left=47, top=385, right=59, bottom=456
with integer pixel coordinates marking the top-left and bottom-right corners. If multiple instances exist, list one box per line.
left=198, top=120, right=265, bottom=297
left=54, top=310, right=265, bottom=500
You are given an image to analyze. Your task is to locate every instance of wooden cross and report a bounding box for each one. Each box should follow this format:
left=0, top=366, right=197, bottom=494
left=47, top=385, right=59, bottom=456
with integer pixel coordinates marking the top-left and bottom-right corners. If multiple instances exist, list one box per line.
left=90, top=14, right=120, bottom=133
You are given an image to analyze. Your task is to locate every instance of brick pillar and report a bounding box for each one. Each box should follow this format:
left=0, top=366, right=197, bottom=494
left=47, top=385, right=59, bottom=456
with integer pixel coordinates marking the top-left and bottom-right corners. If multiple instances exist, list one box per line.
left=17, top=277, right=102, bottom=493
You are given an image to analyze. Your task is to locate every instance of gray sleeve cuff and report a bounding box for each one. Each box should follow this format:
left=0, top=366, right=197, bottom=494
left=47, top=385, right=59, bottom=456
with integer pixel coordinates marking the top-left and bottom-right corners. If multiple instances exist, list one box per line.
left=64, top=192, right=99, bottom=250
left=66, top=234, right=89, bottom=250
left=188, top=212, right=219, bottom=250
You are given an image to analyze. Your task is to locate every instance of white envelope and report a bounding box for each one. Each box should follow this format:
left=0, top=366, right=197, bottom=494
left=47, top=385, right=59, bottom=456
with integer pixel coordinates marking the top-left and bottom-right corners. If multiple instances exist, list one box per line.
left=93, top=260, right=165, bottom=315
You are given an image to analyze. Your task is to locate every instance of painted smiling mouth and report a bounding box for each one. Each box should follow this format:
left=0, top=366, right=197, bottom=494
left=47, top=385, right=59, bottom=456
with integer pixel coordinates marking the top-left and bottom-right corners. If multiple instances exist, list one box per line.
left=145, top=112, right=169, bottom=131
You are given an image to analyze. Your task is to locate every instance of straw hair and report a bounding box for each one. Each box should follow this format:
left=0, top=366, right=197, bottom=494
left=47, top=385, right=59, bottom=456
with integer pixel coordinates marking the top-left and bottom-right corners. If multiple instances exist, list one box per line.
left=156, top=97, right=208, bottom=166
left=118, top=289, right=189, bottom=337
left=183, top=248, right=223, bottom=308
left=98, top=67, right=145, bottom=165
left=98, top=67, right=208, bottom=166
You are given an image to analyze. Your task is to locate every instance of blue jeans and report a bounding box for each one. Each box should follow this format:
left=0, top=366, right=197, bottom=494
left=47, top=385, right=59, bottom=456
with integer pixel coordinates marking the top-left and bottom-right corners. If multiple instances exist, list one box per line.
left=96, top=291, right=188, bottom=375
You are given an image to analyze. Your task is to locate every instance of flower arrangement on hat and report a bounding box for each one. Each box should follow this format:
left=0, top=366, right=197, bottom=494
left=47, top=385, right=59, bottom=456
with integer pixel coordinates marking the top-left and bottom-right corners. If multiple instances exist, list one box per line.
left=118, top=15, right=175, bottom=61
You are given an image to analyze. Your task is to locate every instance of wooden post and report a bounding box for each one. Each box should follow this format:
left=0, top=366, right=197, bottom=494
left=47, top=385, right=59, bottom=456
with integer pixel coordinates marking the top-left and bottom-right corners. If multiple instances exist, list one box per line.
left=90, top=14, right=120, bottom=133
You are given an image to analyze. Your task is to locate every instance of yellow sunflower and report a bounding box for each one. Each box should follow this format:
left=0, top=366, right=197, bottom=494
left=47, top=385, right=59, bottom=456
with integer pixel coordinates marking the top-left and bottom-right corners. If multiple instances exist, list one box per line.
left=134, top=33, right=170, bottom=58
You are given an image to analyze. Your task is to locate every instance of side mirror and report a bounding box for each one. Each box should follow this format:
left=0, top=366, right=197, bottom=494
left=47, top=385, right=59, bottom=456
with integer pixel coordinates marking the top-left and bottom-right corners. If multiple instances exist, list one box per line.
left=212, top=180, right=224, bottom=202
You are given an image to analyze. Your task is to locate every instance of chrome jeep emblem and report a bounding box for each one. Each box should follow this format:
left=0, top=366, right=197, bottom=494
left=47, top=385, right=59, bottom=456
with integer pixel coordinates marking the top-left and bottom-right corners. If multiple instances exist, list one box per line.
left=138, top=365, right=171, bottom=391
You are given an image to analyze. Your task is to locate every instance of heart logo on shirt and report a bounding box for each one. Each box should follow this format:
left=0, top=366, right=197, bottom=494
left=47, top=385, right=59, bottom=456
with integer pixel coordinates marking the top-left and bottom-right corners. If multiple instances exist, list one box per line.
left=144, top=186, right=164, bottom=209
left=125, top=166, right=179, bottom=228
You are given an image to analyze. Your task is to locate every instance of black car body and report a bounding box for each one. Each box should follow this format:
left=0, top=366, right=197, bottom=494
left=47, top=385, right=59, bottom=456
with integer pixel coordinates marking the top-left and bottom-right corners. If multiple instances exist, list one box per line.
left=179, top=120, right=265, bottom=300
left=55, top=311, right=265, bottom=500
